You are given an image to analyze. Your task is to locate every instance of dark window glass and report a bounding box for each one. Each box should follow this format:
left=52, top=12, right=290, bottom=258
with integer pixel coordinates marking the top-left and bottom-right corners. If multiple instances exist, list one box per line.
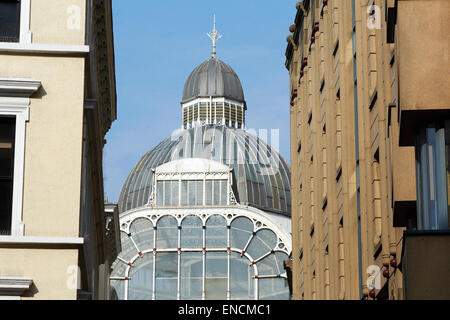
left=0, top=117, right=15, bottom=235
left=0, top=0, right=21, bottom=43
left=415, top=124, right=450, bottom=230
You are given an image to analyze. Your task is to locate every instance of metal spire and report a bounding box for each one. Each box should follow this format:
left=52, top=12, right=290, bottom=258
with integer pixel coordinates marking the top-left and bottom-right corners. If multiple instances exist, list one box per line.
left=207, top=14, right=222, bottom=57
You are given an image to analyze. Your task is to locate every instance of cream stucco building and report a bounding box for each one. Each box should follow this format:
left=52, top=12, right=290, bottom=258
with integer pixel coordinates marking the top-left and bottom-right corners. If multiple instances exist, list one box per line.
left=0, top=0, right=119, bottom=300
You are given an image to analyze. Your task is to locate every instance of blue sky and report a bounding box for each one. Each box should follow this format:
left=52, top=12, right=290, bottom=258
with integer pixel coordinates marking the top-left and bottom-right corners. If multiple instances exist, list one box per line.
left=104, top=0, right=298, bottom=202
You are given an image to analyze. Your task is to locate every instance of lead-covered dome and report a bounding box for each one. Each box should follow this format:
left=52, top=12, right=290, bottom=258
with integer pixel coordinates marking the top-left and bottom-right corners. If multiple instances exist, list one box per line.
left=182, top=57, right=245, bottom=104
left=118, top=125, right=291, bottom=216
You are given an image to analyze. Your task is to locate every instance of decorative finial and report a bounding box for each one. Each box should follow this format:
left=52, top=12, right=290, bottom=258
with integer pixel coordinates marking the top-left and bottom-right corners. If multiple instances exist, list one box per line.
left=207, top=14, right=222, bottom=57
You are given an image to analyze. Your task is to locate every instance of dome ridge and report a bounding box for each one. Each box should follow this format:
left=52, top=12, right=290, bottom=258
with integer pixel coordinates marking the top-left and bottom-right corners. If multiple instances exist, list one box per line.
left=181, top=56, right=245, bottom=104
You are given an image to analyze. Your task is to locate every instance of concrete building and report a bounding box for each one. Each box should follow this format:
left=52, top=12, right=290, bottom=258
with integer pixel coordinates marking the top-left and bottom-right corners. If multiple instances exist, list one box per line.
left=285, top=0, right=449, bottom=300
left=0, top=0, right=119, bottom=299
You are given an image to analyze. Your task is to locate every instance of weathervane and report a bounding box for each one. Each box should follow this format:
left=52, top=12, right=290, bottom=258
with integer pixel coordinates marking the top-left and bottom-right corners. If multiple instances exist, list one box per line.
left=207, top=14, right=222, bottom=57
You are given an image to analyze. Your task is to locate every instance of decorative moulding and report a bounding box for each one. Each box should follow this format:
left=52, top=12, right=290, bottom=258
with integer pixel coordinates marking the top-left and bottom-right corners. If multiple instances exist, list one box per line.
left=0, top=78, right=41, bottom=98
left=0, top=276, right=33, bottom=297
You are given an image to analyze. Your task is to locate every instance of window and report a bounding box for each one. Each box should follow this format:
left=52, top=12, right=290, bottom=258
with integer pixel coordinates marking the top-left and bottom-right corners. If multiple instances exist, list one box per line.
left=415, top=123, right=450, bottom=230
left=0, top=78, right=40, bottom=236
left=0, top=0, right=21, bottom=43
left=0, top=117, right=15, bottom=235
left=157, top=178, right=229, bottom=207
left=111, top=214, right=291, bottom=300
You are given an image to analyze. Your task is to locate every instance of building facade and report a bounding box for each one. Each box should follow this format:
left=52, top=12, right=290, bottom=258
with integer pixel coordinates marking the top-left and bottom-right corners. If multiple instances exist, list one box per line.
left=285, top=0, right=449, bottom=300
left=0, top=0, right=119, bottom=299
left=109, top=24, right=293, bottom=300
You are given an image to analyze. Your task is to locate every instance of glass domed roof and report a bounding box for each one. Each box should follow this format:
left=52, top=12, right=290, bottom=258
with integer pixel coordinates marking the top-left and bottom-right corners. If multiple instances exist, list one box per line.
left=182, top=57, right=245, bottom=104
left=118, top=125, right=291, bottom=216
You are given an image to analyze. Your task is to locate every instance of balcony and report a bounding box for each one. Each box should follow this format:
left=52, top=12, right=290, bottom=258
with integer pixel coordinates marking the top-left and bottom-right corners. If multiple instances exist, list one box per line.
left=402, top=230, right=450, bottom=299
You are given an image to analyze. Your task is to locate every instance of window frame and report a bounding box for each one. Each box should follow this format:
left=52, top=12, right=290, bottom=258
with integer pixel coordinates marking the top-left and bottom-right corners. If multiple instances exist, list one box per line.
left=0, top=116, right=16, bottom=235
left=0, top=77, right=40, bottom=236
left=0, top=0, right=31, bottom=44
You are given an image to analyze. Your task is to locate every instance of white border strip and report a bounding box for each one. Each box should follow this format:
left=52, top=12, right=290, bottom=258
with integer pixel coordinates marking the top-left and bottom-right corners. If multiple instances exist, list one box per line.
left=0, top=43, right=89, bottom=54
left=0, top=236, right=84, bottom=245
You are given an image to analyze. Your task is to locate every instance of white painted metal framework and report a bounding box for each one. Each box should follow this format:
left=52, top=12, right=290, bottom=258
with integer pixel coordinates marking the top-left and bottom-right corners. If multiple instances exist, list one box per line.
left=110, top=206, right=291, bottom=300
left=182, top=97, right=245, bottom=130
left=111, top=158, right=291, bottom=300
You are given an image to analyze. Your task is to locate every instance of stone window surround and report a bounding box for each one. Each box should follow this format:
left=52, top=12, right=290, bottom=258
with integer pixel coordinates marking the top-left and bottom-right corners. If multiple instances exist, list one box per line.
left=0, top=78, right=41, bottom=236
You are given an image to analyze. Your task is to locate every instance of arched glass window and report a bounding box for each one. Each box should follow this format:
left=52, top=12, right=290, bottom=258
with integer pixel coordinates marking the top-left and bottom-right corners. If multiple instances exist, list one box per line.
left=111, top=212, right=290, bottom=300
left=230, top=217, right=253, bottom=249
left=129, top=218, right=154, bottom=252
left=119, top=231, right=138, bottom=262
left=246, top=229, right=278, bottom=261
left=206, top=215, right=227, bottom=248
left=181, top=216, right=203, bottom=248
left=156, top=216, right=178, bottom=249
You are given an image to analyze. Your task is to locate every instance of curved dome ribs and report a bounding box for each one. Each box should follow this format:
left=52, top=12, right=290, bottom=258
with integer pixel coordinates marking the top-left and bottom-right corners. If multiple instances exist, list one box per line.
left=182, top=57, right=244, bottom=103
left=118, top=126, right=291, bottom=216
left=181, top=57, right=246, bottom=130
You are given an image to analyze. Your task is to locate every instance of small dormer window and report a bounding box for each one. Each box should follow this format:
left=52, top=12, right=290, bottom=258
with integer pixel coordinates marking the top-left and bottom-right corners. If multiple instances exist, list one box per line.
left=0, top=0, right=21, bottom=43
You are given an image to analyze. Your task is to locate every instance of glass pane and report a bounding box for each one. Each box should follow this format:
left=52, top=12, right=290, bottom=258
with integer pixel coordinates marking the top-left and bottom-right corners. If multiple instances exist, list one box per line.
left=110, top=258, right=127, bottom=279
left=181, top=216, right=203, bottom=248
left=129, top=218, right=154, bottom=252
left=230, top=252, right=254, bottom=299
left=221, top=180, right=228, bottom=205
left=257, top=254, right=278, bottom=276
left=171, top=180, right=179, bottom=206
left=275, top=252, right=289, bottom=275
left=156, top=216, right=178, bottom=249
left=157, top=181, right=163, bottom=206
left=205, top=252, right=227, bottom=300
left=180, top=252, right=203, bottom=299
left=110, top=280, right=125, bottom=300
left=128, top=254, right=153, bottom=300
left=213, top=180, right=220, bottom=205
left=0, top=117, right=15, bottom=177
left=206, top=215, right=227, bottom=248
left=0, top=0, right=20, bottom=42
left=258, top=278, right=290, bottom=300
left=181, top=181, right=188, bottom=206
left=230, top=217, right=253, bottom=250
left=164, top=181, right=171, bottom=206
left=188, top=181, right=196, bottom=206
left=205, top=180, right=213, bottom=205
left=196, top=180, right=203, bottom=206
left=0, top=117, right=15, bottom=235
left=246, top=229, right=277, bottom=261
left=119, top=231, right=138, bottom=262
left=155, top=252, right=178, bottom=300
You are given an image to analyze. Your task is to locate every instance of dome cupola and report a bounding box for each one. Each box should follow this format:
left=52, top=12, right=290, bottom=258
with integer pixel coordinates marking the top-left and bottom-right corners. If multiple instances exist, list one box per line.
left=181, top=56, right=245, bottom=104
left=181, top=17, right=246, bottom=130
